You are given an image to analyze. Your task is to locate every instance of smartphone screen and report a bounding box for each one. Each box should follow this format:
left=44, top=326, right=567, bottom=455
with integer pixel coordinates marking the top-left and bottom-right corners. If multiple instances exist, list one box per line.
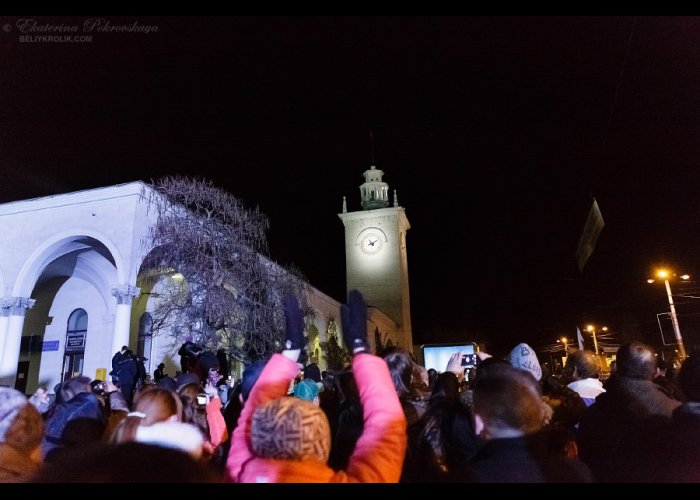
left=422, top=343, right=477, bottom=372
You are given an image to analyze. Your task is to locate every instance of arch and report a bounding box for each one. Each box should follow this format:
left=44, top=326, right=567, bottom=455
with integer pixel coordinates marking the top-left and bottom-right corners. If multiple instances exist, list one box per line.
left=13, top=228, right=126, bottom=298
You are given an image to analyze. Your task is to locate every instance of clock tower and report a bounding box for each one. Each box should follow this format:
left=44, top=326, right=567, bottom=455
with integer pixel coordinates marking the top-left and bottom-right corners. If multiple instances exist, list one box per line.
left=339, top=165, right=412, bottom=350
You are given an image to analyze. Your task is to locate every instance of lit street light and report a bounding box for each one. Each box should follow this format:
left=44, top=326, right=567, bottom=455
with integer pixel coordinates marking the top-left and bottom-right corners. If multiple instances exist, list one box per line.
left=557, top=337, right=569, bottom=356
left=648, top=268, right=688, bottom=361
left=585, top=324, right=607, bottom=356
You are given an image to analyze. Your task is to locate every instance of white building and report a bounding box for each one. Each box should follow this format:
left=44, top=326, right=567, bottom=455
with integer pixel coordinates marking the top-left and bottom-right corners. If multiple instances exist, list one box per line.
left=0, top=168, right=412, bottom=395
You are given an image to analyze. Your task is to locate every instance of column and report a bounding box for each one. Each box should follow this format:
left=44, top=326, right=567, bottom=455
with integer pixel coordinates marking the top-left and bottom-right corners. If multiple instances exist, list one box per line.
left=111, top=284, right=140, bottom=357
left=0, top=297, right=35, bottom=387
left=0, top=299, right=12, bottom=370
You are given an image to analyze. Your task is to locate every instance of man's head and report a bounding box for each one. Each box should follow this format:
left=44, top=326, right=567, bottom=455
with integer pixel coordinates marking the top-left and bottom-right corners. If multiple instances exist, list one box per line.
left=60, top=376, right=92, bottom=403
left=564, top=349, right=600, bottom=381
left=472, top=363, right=546, bottom=440
left=616, top=341, right=657, bottom=380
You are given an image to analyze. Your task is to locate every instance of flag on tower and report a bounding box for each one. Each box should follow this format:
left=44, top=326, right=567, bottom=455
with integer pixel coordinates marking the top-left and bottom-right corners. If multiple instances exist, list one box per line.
left=577, top=326, right=585, bottom=351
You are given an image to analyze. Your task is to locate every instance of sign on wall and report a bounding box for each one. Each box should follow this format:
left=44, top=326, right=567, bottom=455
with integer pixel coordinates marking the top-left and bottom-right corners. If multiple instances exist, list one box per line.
left=65, top=333, right=86, bottom=353
left=42, top=340, right=59, bottom=352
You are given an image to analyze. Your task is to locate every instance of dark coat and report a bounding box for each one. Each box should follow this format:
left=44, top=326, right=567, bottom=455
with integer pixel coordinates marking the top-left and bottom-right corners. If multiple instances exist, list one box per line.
left=114, top=356, right=138, bottom=388
left=609, top=401, right=700, bottom=482
left=403, top=396, right=479, bottom=482
left=576, top=376, right=681, bottom=482
left=42, top=392, right=105, bottom=461
left=450, top=434, right=593, bottom=483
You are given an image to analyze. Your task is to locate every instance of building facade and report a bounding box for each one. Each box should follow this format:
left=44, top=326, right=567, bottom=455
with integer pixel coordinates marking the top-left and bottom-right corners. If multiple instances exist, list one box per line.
left=0, top=172, right=411, bottom=395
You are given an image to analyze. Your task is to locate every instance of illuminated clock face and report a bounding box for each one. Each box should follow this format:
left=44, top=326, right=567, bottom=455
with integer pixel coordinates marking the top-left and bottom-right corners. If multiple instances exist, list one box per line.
left=360, top=233, right=383, bottom=255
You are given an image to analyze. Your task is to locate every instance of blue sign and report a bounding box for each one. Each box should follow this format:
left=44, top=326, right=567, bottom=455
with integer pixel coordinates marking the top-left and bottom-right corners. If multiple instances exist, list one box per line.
left=42, top=340, right=59, bottom=352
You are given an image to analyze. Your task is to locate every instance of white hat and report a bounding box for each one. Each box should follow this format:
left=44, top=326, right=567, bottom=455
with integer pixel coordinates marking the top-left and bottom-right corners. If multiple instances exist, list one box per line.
left=135, top=421, right=204, bottom=459
left=508, top=343, right=542, bottom=381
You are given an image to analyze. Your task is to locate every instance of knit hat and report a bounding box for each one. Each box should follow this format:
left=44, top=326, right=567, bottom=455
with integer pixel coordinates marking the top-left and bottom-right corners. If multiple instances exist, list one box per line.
left=293, top=380, right=320, bottom=401
left=508, top=343, right=543, bottom=381
left=0, top=387, right=44, bottom=454
left=251, top=397, right=330, bottom=463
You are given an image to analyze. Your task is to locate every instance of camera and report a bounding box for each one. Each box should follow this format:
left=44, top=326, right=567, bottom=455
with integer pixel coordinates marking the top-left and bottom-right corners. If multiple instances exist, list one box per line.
left=196, top=394, right=208, bottom=407
left=91, top=380, right=106, bottom=395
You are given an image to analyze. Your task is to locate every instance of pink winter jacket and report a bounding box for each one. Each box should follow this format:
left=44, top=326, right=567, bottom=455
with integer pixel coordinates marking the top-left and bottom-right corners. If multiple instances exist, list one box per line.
left=226, top=353, right=406, bottom=483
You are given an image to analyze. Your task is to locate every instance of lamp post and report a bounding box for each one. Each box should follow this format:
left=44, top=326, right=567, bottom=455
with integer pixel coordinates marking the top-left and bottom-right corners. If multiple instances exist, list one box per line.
left=557, top=337, right=569, bottom=356
left=585, top=324, right=607, bottom=357
left=648, top=269, right=688, bottom=361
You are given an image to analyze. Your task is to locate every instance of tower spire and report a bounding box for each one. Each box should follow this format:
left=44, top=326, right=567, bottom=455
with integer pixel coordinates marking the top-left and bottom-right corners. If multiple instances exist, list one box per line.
left=369, top=129, right=375, bottom=166
left=360, top=166, right=390, bottom=210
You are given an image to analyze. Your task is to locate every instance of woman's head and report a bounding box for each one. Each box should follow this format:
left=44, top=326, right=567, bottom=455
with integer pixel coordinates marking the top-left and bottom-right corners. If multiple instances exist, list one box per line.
left=110, top=388, right=182, bottom=445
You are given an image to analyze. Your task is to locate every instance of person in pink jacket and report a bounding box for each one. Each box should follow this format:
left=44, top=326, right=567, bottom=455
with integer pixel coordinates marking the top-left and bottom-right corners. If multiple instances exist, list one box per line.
left=226, top=290, right=406, bottom=483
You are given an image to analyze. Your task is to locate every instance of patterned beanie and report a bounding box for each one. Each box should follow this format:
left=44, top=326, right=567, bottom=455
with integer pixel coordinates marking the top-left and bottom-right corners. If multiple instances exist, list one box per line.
left=508, top=343, right=543, bottom=381
left=0, top=387, right=43, bottom=454
left=251, top=397, right=330, bottom=463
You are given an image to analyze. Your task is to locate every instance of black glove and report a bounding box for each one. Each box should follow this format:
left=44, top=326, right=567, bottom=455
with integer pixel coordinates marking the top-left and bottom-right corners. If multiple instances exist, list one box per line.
left=340, top=289, right=370, bottom=355
left=282, top=293, right=305, bottom=351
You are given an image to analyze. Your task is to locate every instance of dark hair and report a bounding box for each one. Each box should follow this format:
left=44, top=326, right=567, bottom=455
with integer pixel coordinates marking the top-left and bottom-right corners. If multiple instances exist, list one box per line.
left=303, top=363, right=321, bottom=383
left=60, top=376, right=92, bottom=402
left=241, top=360, right=265, bottom=401
left=430, top=371, right=460, bottom=403
left=473, top=363, right=544, bottom=436
left=384, top=350, right=413, bottom=397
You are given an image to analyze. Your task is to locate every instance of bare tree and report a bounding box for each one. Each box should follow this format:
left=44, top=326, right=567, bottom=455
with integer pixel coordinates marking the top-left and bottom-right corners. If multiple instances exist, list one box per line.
left=141, top=176, right=310, bottom=366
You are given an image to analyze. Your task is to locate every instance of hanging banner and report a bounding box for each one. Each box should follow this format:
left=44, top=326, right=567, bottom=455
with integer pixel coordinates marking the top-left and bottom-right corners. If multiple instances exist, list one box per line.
left=576, top=198, right=605, bottom=273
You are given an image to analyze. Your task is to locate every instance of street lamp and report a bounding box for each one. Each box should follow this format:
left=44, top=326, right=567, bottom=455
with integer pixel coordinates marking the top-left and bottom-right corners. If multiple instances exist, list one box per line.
left=557, top=337, right=569, bottom=356
left=648, top=269, right=688, bottom=361
left=585, top=324, right=606, bottom=356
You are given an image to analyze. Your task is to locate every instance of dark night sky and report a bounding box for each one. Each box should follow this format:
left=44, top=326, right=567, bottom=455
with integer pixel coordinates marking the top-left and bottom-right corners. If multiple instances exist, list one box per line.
left=3, top=16, right=700, bottom=356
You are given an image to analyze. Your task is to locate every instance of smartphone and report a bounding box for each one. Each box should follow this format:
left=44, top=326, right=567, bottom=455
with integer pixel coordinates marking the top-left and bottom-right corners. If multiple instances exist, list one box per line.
left=422, top=342, right=479, bottom=371
left=461, top=352, right=478, bottom=368
left=196, top=394, right=208, bottom=406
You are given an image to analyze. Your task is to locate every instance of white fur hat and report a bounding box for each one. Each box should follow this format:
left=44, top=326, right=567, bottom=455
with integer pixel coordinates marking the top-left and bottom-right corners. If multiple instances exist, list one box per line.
left=135, top=421, right=204, bottom=459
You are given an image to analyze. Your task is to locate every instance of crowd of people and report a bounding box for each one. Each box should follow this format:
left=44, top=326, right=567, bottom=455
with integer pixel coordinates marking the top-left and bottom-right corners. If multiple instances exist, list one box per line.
left=1, top=290, right=699, bottom=482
